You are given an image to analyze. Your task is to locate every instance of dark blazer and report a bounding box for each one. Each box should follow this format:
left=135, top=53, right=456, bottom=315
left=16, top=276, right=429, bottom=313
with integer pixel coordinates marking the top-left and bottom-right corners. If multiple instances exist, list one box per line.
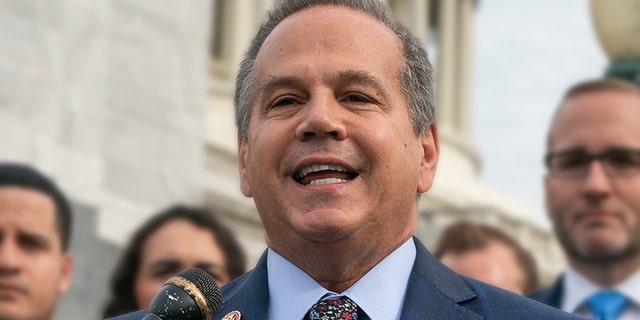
left=107, top=238, right=582, bottom=320
left=527, top=276, right=564, bottom=308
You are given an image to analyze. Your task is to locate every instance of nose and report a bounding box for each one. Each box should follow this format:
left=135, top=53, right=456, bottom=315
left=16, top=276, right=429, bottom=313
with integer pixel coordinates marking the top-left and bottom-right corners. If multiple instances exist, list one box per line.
left=582, top=160, right=612, bottom=204
left=0, top=237, right=22, bottom=275
left=295, top=95, right=347, bottom=141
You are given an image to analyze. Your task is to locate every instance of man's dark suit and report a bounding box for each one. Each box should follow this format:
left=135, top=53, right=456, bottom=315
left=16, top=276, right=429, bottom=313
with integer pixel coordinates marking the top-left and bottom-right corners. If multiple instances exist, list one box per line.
left=107, top=238, right=582, bottom=320
left=528, top=276, right=564, bottom=308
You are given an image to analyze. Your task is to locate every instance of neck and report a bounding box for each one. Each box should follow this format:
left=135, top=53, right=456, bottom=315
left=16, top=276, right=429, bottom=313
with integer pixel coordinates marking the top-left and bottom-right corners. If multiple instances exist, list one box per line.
left=271, top=234, right=412, bottom=293
left=569, top=254, right=640, bottom=287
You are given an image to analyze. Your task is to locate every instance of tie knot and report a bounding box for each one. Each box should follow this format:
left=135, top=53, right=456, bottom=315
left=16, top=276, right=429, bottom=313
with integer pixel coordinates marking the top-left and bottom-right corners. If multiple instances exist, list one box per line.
left=307, top=295, right=361, bottom=320
left=586, top=290, right=629, bottom=320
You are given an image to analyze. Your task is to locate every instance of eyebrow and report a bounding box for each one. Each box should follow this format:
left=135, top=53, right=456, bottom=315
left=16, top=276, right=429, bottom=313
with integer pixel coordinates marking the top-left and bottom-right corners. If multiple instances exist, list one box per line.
left=260, top=76, right=304, bottom=99
left=260, top=70, right=389, bottom=99
left=18, top=230, right=51, bottom=247
left=551, top=146, right=639, bottom=155
left=148, top=258, right=223, bottom=271
left=331, top=70, right=387, bottom=95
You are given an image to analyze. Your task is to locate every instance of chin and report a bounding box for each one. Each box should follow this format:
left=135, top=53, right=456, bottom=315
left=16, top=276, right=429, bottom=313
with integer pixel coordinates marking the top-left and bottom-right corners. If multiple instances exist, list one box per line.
left=576, top=241, right=630, bottom=262
left=0, top=309, right=30, bottom=320
left=300, top=225, right=352, bottom=243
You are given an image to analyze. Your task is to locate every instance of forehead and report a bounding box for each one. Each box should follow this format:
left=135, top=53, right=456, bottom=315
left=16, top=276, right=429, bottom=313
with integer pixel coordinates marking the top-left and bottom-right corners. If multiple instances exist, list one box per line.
left=254, top=5, right=403, bottom=82
left=142, top=219, right=220, bottom=259
left=550, top=90, right=640, bottom=151
left=0, top=186, right=58, bottom=230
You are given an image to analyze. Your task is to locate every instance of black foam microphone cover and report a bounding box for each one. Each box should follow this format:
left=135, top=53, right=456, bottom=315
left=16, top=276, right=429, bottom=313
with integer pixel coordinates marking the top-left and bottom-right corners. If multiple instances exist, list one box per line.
left=141, top=267, right=222, bottom=320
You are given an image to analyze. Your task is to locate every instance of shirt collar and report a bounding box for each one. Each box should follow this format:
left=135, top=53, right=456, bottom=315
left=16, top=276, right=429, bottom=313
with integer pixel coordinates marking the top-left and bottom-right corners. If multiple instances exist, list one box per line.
left=562, top=267, right=601, bottom=313
left=267, top=237, right=416, bottom=320
left=562, top=267, right=640, bottom=314
left=618, top=270, right=640, bottom=310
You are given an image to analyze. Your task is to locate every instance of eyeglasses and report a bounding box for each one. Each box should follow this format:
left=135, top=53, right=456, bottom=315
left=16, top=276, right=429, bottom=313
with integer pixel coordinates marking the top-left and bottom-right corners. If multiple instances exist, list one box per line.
left=545, top=147, right=640, bottom=179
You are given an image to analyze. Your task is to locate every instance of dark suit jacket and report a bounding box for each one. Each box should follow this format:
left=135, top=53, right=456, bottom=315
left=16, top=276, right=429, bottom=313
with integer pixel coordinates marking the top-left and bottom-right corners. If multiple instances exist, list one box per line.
left=527, top=276, right=564, bottom=308
left=107, top=238, right=582, bottom=320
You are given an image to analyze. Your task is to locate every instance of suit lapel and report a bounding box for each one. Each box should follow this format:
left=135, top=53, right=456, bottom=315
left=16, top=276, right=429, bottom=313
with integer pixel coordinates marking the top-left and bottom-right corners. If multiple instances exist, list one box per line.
left=215, top=239, right=487, bottom=320
left=527, top=275, right=564, bottom=308
left=546, top=277, right=564, bottom=308
left=400, top=237, right=483, bottom=319
left=214, top=251, right=270, bottom=320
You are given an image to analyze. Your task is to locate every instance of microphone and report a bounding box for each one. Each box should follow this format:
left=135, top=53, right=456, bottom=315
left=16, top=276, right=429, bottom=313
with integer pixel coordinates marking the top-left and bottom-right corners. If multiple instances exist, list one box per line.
left=142, top=267, right=222, bottom=320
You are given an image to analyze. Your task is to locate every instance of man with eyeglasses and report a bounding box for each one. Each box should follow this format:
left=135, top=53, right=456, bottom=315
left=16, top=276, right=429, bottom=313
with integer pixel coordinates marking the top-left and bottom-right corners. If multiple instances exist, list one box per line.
left=529, top=78, right=640, bottom=319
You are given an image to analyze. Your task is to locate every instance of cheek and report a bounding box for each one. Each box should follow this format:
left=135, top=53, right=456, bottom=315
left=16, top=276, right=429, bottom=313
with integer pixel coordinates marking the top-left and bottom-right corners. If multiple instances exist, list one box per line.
left=615, top=183, right=640, bottom=207
left=613, top=185, right=640, bottom=224
left=30, top=262, right=64, bottom=301
left=546, top=181, right=575, bottom=211
left=246, top=130, right=289, bottom=174
left=134, top=277, right=164, bottom=309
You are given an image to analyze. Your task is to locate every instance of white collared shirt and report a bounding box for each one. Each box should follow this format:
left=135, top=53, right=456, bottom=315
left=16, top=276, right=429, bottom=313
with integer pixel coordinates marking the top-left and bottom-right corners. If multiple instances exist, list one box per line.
left=562, top=267, right=640, bottom=319
left=267, top=238, right=416, bottom=320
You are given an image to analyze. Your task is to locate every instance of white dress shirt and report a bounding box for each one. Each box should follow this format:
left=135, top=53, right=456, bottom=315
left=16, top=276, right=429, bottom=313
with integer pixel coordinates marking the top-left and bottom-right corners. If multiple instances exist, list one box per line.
left=562, top=267, right=640, bottom=319
left=267, top=238, right=416, bottom=320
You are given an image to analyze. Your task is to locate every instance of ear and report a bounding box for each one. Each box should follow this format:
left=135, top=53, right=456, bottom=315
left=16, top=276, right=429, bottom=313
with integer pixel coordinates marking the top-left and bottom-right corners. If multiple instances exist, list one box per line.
left=237, top=134, right=253, bottom=198
left=58, top=253, right=73, bottom=294
left=417, top=124, right=439, bottom=193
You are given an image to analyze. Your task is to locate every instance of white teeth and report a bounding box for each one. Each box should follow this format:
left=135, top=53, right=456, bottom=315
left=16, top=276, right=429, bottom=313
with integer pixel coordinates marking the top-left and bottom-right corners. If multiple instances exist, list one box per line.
left=294, top=164, right=353, bottom=185
left=297, top=164, right=347, bottom=179
left=309, top=178, right=348, bottom=185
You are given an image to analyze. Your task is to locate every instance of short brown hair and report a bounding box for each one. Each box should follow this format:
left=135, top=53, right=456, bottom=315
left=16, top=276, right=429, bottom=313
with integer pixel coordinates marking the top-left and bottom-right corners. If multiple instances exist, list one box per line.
left=434, top=221, right=539, bottom=294
left=563, top=77, right=640, bottom=101
left=547, top=78, right=640, bottom=151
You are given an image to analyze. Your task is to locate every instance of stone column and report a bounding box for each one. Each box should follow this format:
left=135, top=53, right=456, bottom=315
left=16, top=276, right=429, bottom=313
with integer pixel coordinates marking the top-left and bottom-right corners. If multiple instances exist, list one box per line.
left=395, top=0, right=429, bottom=42
left=454, top=0, right=476, bottom=138
left=436, top=0, right=457, bottom=130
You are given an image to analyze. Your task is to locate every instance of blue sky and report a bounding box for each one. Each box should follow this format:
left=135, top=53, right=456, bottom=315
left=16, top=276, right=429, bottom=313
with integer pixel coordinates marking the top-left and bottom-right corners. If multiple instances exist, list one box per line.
left=473, top=0, right=608, bottom=225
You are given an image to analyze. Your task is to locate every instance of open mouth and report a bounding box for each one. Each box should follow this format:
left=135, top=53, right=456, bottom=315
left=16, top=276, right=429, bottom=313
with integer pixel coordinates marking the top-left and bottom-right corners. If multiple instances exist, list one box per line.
left=293, top=164, right=358, bottom=186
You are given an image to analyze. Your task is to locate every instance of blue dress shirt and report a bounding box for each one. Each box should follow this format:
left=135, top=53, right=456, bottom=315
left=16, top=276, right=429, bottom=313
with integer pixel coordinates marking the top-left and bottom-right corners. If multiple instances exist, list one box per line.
left=267, top=238, right=416, bottom=320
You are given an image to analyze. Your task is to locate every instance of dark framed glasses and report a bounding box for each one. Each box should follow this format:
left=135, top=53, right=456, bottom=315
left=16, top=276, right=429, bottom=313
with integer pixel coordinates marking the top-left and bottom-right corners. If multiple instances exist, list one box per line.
left=545, top=147, right=640, bottom=179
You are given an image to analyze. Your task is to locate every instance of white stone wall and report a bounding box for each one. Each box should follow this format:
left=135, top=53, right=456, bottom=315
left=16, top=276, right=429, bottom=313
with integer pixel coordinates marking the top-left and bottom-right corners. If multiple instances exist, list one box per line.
left=0, top=0, right=211, bottom=244
left=0, top=1, right=211, bottom=317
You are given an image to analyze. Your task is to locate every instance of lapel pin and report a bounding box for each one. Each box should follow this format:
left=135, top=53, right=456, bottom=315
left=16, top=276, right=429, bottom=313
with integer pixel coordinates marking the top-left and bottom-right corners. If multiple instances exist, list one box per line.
left=221, top=310, right=241, bottom=320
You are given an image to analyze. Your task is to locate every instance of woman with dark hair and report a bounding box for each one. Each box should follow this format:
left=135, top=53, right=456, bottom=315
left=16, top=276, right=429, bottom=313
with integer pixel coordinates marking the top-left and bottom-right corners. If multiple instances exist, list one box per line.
left=102, top=205, right=246, bottom=317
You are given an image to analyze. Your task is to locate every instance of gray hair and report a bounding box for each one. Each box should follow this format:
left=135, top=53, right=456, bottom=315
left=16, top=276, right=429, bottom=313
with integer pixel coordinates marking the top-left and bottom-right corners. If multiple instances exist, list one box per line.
left=234, top=0, right=436, bottom=141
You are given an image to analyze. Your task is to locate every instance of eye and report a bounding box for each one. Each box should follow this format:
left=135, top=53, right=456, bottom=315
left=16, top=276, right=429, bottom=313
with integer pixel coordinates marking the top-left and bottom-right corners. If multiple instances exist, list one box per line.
left=17, top=233, right=50, bottom=253
left=554, top=153, right=590, bottom=169
left=271, top=96, right=299, bottom=108
left=205, top=270, right=225, bottom=283
left=150, top=266, right=181, bottom=279
left=343, top=93, right=372, bottom=103
left=606, top=151, right=640, bottom=168
left=150, top=269, right=178, bottom=279
left=195, top=264, right=228, bottom=284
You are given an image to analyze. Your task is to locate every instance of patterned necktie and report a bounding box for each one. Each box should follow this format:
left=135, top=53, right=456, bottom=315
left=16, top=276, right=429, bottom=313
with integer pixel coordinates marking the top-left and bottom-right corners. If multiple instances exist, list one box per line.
left=586, top=290, right=629, bottom=320
left=306, top=295, right=362, bottom=320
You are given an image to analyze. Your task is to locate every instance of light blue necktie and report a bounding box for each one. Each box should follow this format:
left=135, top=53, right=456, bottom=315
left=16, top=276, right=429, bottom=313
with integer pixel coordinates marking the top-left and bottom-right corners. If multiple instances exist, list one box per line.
left=586, top=290, right=629, bottom=320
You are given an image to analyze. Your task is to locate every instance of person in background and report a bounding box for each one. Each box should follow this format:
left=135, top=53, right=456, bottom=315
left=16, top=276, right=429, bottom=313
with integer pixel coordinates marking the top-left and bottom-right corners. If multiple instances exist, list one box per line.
left=528, top=78, right=640, bottom=319
left=0, top=162, right=73, bottom=320
left=102, top=205, right=246, bottom=318
left=109, top=0, right=582, bottom=318
left=434, top=220, right=539, bottom=295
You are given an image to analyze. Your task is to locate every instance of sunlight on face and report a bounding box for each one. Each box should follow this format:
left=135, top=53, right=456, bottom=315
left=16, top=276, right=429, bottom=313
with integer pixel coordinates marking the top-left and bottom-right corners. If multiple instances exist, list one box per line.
left=238, top=6, right=438, bottom=252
